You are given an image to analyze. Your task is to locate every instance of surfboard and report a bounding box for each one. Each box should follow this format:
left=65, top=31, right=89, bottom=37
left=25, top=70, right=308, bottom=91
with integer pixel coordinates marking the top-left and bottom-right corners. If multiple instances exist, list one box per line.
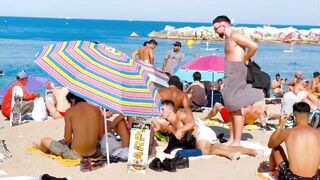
left=127, top=118, right=151, bottom=174
left=10, top=86, right=23, bottom=127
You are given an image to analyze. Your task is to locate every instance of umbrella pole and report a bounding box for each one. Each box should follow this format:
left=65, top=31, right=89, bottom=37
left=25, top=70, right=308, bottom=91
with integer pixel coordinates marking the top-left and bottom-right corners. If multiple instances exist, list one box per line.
left=211, top=89, right=214, bottom=108
left=211, top=73, right=215, bottom=108
left=103, top=108, right=110, bottom=166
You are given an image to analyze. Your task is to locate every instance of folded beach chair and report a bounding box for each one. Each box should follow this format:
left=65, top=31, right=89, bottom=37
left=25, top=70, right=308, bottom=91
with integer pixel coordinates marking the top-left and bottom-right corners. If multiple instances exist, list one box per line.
left=10, top=86, right=23, bottom=127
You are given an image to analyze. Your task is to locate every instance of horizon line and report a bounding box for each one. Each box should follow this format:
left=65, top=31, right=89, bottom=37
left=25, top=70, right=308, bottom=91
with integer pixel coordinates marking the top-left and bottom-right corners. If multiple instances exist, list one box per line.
left=1, top=15, right=320, bottom=27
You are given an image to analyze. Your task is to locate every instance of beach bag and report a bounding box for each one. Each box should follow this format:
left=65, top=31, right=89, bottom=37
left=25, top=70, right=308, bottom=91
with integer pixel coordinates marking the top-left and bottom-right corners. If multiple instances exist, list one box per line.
left=246, top=60, right=271, bottom=97
left=31, top=97, right=48, bottom=121
left=309, top=109, right=320, bottom=130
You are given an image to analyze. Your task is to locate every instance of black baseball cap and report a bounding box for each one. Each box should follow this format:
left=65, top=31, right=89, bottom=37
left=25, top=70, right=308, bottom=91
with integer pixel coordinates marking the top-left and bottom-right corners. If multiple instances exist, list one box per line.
left=173, top=41, right=181, bottom=47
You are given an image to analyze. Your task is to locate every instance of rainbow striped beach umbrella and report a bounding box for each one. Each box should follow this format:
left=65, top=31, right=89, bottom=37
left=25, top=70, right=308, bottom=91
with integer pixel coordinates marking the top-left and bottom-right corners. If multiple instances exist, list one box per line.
left=135, top=60, right=169, bottom=88
left=35, top=41, right=161, bottom=117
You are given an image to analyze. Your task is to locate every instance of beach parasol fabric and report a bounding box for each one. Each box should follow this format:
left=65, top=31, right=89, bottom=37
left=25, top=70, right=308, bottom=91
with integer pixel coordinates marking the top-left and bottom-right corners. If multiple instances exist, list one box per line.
left=35, top=41, right=161, bottom=117
left=174, top=55, right=225, bottom=82
left=135, top=60, right=169, bottom=88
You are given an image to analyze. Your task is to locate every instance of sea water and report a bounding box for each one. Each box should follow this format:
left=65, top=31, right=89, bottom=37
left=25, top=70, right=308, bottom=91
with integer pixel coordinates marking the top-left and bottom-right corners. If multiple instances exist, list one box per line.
left=1, top=16, right=320, bottom=95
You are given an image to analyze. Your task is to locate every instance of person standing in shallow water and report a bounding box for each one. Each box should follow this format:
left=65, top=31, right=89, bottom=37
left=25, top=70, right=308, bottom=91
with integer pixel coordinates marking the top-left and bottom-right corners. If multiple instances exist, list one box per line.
left=131, top=39, right=158, bottom=65
left=212, top=15, right=264, bottom=146
left=162, top=41, right=184, bottom=76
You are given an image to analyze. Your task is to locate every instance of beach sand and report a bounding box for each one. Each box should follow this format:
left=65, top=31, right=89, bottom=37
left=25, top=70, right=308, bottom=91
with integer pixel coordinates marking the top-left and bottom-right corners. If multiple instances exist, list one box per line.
left=0, top=104, right=280, bottom=180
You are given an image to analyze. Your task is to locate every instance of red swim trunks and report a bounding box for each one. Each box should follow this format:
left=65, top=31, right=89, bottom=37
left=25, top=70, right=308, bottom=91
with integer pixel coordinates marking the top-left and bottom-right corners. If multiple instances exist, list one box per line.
left=220, top=107, right=229, bottom=123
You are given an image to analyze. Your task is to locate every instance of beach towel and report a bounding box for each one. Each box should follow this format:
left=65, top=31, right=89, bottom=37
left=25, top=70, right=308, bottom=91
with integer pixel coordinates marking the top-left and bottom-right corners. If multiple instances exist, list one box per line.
left=28, top=146, right=81, bottom=166
left=0, top=176, right=40, bottom=180
left=175, top=149, right=203, bottom=158
left=153, top=140, right=271, bottom=162
left=256, top=172, right=277, bottom=180
left=203, top=118, right=260, bottom=131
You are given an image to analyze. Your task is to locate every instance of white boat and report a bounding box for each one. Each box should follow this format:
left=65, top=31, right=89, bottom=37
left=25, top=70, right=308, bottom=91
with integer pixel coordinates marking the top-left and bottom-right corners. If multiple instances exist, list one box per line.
left=199, top=48, right=219, bottom=51
left=283, top=49, right=294, bottom=53
left=200, top=41, right=218, bottom=51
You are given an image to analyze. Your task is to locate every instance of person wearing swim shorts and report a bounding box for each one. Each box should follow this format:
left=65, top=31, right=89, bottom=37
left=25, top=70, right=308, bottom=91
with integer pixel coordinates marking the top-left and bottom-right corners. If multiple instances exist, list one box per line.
left=213, top=15, right=264, bottom=146
left=34, top=93, right=104, bottom=159
left=268, top=102, right=320, bottom=179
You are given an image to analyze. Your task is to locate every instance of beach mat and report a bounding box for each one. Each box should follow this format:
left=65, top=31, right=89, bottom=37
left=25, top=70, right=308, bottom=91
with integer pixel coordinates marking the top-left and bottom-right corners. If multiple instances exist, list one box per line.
left=203, top=119, right=260, bottom=131
left=28, top=146, right=104, bottom=167
left=153, top=141, right=271, bottom=162
left=256, top=172, right=277, bottom=180
left=28, top=146, right=81, bottom=166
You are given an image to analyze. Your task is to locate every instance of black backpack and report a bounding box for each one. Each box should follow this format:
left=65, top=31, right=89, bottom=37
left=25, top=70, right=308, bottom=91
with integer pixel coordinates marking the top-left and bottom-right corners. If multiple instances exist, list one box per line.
left=246, top=60, right=271, bottom=97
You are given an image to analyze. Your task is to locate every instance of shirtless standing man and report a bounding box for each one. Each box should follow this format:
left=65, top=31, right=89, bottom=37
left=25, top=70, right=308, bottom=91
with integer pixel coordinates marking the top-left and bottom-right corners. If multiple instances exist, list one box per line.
left=155, top=76, right=194, bottom=138
left=213, top=15, right=264, bottom=146
left=153, top=100, right=263, bottom=160
left=131, top=39, right=158, bottom=65
left=268, top=102, right=320, bottom=179
left=272, top=73, right=284, bottom=98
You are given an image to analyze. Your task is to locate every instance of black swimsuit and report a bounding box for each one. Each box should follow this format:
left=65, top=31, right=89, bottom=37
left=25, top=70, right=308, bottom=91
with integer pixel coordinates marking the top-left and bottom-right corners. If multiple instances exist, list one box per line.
left=277, top=160, right=319, bottom=180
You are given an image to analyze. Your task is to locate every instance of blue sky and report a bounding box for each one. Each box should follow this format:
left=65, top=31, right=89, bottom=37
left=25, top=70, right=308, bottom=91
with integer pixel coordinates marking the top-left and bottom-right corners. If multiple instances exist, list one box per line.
left=1, top=0, right=319, bottom=25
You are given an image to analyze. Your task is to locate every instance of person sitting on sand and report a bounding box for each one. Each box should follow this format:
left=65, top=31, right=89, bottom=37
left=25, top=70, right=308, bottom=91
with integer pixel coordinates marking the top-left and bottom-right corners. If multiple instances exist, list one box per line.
left=45, top=85, right=70, bottom=119
left=288, top=71, right=303, bottom=91
left=155, top=76, right=194, bottom=135
left=292, top=77, right=320, bottom=111
left=268, top=102, right=320, bottom=179
left=34, top=93, right=129, bottom=159
left=309, top=71, right=320, bottom=93
left=1, top=71, right=40, bottom=119
left=186, top=72, right=207, bottom=107
left=131, top=39, right=158, bottom=65
left=152, top=100, right=264, bottom=160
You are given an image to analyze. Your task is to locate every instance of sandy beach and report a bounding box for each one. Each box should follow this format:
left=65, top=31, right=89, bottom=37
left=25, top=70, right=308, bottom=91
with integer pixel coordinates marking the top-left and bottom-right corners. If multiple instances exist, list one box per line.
left=0, top=104, right=280, bottom=180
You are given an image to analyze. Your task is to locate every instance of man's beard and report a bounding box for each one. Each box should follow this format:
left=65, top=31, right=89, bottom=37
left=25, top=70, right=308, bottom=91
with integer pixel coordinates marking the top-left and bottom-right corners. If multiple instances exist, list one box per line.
left=218, top=33, right=224, bottom=38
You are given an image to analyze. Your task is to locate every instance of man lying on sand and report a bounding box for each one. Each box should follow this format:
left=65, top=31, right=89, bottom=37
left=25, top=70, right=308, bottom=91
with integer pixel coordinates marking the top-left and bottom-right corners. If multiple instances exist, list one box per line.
left=155, top=76, right=194, bottom=135
left=152, top=100, right=264, bottom=160
left=34, top=93, right=130, bottom=160
left=268, top=102, right=320, bottom=179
